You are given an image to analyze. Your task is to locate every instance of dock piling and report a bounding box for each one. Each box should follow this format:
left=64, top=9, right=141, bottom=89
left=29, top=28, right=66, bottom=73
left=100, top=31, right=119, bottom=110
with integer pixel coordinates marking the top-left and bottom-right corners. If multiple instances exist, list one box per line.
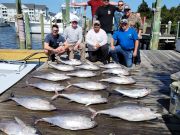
left=168, top=21, right=172, bottom=35
left=24, top=12, right=31, bottom=49
left=40, top=13, right=44, bottom=48
left=177, top=21, right=180, bottom=39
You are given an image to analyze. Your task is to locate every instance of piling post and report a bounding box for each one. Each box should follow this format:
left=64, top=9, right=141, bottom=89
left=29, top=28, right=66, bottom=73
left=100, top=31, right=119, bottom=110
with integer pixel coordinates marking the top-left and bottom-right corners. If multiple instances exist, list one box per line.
left=24, top=12, right=31, bottom=49
left=168, top=21, right=172, bottom=35
left=40, top=13, right=44, bottom=48
left=16, top=0, right=26, bottom=49
left=66, top=0, right=70, bottom=26
left=150, top=0, right=162, bottom=50
left=176, top=21, right=180, bottom=39
left=165, top=24, right=168, bottom=34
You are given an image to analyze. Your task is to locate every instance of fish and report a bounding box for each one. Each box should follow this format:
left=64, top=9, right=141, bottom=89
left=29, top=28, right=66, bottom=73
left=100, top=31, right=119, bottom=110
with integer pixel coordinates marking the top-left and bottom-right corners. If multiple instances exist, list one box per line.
left=35, top=114, right=97, bottom=130
left=100, top=63, right=123, bottom=69
left=114, top=88, right=151, bottom=98
left=99, top=75, right=136, bottom=85
left=2, top=94, right=56, bottom=111
left=48, top=63, right=75, bottom=71
left=69, top=82, right=107, bottom=91
left=27, top=82, right=66, bottom=92
left=89, top=102, right=161, bottom=121
left=59, top=59, right=82, bottom=66
left=33, top=73, right=71, bottom=81
left=51, top=92, right=107, bottom=106
left=0, top=117, right=39, bottom=135
left=67, top=71, right=96, bottom=78
left=76, top=64, right=100, bottom=71
left=102, top=68, right=130, bottom=76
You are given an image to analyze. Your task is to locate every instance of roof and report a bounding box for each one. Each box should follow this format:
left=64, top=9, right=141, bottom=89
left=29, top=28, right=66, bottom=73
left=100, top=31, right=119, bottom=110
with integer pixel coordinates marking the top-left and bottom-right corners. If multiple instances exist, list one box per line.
left=1, top=3, right=48, bottom=10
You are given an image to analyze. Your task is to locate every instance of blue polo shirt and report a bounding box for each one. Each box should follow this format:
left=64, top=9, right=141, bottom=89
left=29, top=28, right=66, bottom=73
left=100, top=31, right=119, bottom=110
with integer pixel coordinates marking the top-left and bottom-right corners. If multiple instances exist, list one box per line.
left=113, top=27, right=138, bottom=50
left=44, top=33, right=65, bottom=49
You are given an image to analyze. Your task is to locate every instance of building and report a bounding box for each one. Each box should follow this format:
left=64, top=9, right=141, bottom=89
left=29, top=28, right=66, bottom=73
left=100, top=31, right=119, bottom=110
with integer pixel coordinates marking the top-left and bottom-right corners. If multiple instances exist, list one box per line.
left=0, top=3, right=48, bottom=21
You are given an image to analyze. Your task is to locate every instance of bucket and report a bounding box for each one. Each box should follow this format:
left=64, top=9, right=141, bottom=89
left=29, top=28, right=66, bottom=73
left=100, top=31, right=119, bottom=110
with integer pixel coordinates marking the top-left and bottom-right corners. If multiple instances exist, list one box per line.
left=169, top=81, right=180, bottom=119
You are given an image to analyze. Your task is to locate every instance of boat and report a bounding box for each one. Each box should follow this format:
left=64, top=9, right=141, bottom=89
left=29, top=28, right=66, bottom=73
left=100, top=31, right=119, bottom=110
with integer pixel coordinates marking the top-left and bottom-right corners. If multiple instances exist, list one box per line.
left=0, top=17, right=10, bottom=27
left=0, top=61, right=36, bottom=94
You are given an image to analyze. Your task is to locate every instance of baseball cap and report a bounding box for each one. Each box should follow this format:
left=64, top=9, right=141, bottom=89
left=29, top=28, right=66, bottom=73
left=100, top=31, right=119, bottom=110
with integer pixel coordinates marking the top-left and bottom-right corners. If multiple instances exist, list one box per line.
left=93, top=20, right=101, bottom=25
left=120, top=19, right=128, bottom=24
left=70, top=17, right=79, bottom=23
left=124, top=5, right=131, bottom=10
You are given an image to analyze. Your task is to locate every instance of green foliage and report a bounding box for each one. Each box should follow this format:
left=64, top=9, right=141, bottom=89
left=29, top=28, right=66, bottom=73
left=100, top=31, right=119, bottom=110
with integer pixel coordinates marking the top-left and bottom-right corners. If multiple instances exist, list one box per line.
left=137, top=0, right=152, bottom=19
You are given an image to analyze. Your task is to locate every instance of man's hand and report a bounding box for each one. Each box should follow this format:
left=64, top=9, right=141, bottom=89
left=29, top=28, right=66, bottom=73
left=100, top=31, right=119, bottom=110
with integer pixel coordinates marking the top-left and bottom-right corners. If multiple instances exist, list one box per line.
left=56, top=46, right=65, bottom=54
left=95, top=43, right=100, bottom=49
left=74, top=44, right=79, bottom=51
left=111, top=45, right=115, bottom=50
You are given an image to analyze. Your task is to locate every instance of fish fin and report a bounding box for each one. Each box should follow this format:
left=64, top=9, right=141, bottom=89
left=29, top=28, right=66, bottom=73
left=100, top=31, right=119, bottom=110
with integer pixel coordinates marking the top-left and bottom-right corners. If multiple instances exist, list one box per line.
left=14, top=117, right=27, bottom=128
left=88, top=107, right=98, bottom=119
left=65, top=82, right=72, bottom=89
left=51, top=93, right=61, bottom=100
left=85, top=103, right=91, bottom=106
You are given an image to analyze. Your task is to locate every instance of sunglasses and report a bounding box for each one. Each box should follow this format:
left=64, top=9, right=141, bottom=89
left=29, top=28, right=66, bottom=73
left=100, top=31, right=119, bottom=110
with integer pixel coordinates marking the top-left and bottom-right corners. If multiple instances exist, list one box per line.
left=53, top=29, right=59, bottom=32
left=103, top=0, right=109, bottom=2
left=72, top=21, right=78, bottom=24
left=118, top=4, right=124, bottom=6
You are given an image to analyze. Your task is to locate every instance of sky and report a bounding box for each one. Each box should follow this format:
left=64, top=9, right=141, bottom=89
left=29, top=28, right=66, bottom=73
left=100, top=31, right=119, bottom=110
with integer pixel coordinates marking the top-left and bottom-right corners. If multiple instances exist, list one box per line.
left=0, top=0, right=179, bottom=17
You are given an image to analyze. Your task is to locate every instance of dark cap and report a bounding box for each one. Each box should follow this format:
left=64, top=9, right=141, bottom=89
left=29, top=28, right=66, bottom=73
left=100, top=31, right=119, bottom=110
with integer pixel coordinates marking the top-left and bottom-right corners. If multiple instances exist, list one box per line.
left=124, top=5, right=131, bottom=10
left=120, top=19, right=128, bottom=24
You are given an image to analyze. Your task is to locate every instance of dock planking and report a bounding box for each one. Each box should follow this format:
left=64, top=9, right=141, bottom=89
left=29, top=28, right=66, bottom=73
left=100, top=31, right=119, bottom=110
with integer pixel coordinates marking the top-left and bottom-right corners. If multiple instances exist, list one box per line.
left=0, top=50, right=180, bottom=135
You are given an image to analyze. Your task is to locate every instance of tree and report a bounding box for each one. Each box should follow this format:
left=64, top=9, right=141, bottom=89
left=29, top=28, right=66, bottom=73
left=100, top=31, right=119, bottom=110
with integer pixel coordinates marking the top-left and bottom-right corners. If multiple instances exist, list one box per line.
left=137, top=0, right=152, bottom=19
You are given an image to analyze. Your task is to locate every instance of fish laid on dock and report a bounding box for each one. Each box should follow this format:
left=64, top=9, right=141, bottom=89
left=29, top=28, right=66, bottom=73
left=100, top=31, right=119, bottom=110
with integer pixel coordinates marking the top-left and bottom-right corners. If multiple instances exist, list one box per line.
left=35, top=114, right=97, bottom=130
left=33, top=72, right=71, bottom=81
left=114, top=88, right=151, bottom=98
left=102, top=68, right=130, bottom=76
left=69, top=81, right=107, bottom=91
left=27, top=82, right=66, bottom=92
left=0, top=117, right=39, bottom=135
left=59, top=59, right=82, bottom=66
left=89, top=102, right=161, bottom=121
left=51, top=92, right=107, bottom=106
left=48, top=63, right=75, bottom=71
left=76, top=64, right=100, bottom=71
left=100, top=76, right=136, bottom=85
left=1, top=95, right=56, bottom=111
left=67, top=71, right=96, bottom=78
left=100, top=63, right=123, bottom=69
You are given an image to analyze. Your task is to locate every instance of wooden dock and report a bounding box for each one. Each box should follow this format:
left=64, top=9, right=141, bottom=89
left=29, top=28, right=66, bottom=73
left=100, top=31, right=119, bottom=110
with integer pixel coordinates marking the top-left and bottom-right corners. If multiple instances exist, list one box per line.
left=0, top=50, right=180, bottom=135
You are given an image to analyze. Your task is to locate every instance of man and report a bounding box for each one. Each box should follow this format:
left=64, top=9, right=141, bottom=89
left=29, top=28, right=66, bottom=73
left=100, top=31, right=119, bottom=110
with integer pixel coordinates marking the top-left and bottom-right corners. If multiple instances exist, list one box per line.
left=114, top=0, right=124, bottom=31
left=110, top=19, right=139, bottom=67
left=122, top=5, right=143, bottom=65
left=63, top=18, right=86, bottom=61
left=71, top=0, right=117, bottom=19
left=86, top=20, right=108, bottom=64
left=44, top=24, right=68, bottom=61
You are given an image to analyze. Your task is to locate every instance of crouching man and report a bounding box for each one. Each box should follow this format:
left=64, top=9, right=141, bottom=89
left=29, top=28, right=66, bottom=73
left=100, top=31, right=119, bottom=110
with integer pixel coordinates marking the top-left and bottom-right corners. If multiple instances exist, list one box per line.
left=44, top=24, right=68, bottom=61
left=110, top=19, right=139, bottom=67
left=86, top=20, right=109, bottom=64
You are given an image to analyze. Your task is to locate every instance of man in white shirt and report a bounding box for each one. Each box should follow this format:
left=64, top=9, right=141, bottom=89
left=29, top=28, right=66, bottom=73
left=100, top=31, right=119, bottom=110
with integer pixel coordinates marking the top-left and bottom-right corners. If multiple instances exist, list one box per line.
left=63, top=18, right=86, bottom=61
left=86, top=20, right=108, bottom=64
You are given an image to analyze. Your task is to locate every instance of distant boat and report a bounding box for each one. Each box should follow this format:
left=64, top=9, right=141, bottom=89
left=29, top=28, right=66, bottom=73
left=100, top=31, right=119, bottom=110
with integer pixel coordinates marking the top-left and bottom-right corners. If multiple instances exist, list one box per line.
left=9, top=12, right=80, bottom=34
left=0, top=18, right=10, bottom=27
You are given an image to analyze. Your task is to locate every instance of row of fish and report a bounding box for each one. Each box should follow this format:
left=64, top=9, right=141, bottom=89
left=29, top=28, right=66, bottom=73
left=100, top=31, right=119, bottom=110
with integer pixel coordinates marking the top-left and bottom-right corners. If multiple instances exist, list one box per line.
left=0, top=59, right=160, bottom=134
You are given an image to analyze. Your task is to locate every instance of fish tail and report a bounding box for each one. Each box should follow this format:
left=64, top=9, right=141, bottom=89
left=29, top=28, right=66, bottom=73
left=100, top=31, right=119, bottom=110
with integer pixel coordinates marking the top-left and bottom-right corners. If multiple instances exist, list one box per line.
left=0, top=92, right=14, bottom=103
left=51, top=93, right=61, bottom=100
left=88, top=107, right=98, bottom=119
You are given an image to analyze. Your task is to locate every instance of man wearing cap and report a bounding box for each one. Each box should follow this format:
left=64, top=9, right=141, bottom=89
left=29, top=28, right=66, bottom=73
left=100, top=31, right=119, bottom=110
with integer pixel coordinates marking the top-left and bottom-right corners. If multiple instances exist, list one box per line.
left=86, top=20, right=108, bottom=64
left=44, top=24, right=68, bottom=61
left=122, top=5, right=143, bottom=66
left=114, top=0, right=124, bottom=31
left=63, top=18, right=86, bottom=61
left=110, top=19, right=139, bottom=67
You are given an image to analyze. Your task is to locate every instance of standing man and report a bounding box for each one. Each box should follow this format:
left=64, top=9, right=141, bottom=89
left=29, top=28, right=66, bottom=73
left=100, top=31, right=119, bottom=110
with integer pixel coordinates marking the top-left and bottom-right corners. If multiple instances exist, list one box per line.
left=63, top=18, right=86, bottom=61
left=122, top=5, right=143, bottom=66
left=86, top=20, right=108, bottom=64
left=114, top=0, right=124, bottom=31
left=44, top=24, right=68, bottom=61
left=95, top=0, right=117, bottom=45
left=110, top=19, right=139, bottom=67
left=71, top=0, right=117, bottom=19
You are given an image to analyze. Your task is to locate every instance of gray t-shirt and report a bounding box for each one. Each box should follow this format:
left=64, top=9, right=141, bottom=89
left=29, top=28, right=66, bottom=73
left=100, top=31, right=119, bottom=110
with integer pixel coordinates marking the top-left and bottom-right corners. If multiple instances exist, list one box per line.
left=44, top=34, right=65, bottom=49
left=63, top=25, right=82, bottom=45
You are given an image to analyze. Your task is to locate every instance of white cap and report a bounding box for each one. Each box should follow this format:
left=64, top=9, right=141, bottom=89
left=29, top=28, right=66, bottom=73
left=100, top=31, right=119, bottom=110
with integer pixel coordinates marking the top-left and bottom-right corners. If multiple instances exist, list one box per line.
left=70, top=17, right=79, bottom=23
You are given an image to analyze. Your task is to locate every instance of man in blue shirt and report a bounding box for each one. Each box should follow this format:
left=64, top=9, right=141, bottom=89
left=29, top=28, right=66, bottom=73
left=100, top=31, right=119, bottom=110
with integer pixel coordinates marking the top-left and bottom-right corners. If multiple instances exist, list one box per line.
left=114, top=0, right=124, bottom=31
left=110, top=19, right=139, bottom=67
left=44, top=24, right=68, bottom=61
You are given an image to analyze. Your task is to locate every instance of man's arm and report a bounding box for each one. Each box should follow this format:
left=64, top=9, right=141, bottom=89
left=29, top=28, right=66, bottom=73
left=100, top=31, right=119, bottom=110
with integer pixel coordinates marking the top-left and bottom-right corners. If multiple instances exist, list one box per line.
left=133, top=40, right=139, bottom=57
left=44, top=42, right=57, bottom=53
left=71, top=2, right=88, bottom=6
